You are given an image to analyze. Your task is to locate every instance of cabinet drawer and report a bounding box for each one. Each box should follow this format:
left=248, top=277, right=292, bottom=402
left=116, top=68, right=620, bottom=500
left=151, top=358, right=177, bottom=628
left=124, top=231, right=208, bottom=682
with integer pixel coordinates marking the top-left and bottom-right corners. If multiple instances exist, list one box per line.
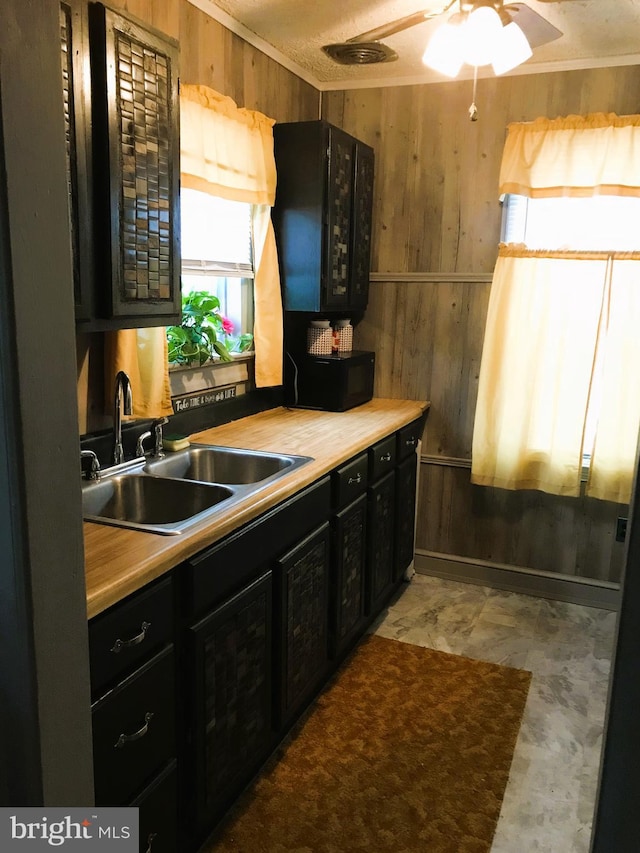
left=333, top=452, right=368, bottom=508
left=369, top=435, right=396, bottom=481
left=89, top=576, right=173, bottom=699
left=397, top=419, right=423, bottom=461
left=92, top=647, right=175, bottom=806
left=131, top=761, right=178, bottom=853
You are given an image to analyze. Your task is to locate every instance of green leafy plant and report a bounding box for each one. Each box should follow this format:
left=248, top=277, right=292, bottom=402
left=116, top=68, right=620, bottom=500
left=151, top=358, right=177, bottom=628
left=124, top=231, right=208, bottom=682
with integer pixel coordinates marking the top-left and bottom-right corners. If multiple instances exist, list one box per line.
left=230, top=332, right=254, bottom=354
left=167, top=291, right=233, bottom=366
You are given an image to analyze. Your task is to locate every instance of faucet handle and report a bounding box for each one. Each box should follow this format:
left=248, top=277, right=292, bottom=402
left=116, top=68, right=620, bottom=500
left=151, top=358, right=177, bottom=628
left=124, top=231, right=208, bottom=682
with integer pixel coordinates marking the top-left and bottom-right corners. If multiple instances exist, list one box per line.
left=152, top=417, right=169, bottom=458
left=81, top=449, right=101, bottom=481
left=135, top=430, right=153, bottom=458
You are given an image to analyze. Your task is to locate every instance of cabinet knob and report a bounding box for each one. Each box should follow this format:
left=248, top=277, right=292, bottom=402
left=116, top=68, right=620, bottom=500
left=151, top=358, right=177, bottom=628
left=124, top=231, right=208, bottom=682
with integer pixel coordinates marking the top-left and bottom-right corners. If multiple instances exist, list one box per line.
left=405, top=437, right=417, bottom=448
left=348, top=473, right=362, bottom=485
left=380, top=452, right=392, bottom=462
left=114, top=711, right=154, bottom=749
left=110, top=621, right=151, bottom=654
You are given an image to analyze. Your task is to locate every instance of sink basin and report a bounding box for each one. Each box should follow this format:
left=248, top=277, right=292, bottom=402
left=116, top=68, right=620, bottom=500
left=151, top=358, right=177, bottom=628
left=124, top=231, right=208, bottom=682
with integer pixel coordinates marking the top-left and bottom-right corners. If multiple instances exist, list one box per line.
left=82, top=473, right=235, bottom=535
left=82, top=444, right=314, bottom=535
left=143, top=444, right=313, bottom=485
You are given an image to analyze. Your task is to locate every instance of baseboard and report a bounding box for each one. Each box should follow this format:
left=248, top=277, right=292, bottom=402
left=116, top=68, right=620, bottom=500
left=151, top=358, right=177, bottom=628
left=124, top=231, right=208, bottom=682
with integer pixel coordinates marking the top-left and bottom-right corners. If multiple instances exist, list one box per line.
left=415, top=550, right=621, bottom=611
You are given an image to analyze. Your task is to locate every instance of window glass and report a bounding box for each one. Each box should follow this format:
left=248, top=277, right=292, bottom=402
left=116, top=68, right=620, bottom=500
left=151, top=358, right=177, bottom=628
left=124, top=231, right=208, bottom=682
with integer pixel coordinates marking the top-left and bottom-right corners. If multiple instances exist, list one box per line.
left=500, top=192, right=640, bottom=471
left=180, top=189, right=254, bottom=351
left=502, top=194, right=640, bottom=252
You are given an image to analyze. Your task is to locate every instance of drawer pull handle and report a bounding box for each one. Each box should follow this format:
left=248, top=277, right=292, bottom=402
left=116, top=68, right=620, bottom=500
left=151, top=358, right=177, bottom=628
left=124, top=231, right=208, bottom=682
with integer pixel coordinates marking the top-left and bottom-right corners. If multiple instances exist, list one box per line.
left=405, top=438, right=417, bottom=448
left=348, top=473, right=362, bottom=485
left=379, top=452, right=392, bottom=462
left=145, top=832, right=158, bottom=852
left=114, top=712, right=154, bottom=749
left=110, top=621, right=151, bottom=654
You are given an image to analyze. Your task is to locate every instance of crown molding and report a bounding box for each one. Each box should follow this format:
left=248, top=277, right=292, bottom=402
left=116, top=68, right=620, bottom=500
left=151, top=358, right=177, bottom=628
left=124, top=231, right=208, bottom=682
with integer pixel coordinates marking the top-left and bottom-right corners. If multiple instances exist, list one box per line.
left=186, top=0, right=320, bottom=89
left=316, top=52, right=640, bottom=91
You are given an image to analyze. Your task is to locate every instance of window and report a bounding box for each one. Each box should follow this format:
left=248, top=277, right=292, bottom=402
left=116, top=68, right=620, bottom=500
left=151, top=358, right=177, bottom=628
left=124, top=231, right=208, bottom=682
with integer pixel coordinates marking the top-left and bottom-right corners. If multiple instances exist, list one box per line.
left=501, top=193, right=640, bottom=251
left=179, top=83, right=282, bottom=387
left=180, top=188, right=254, bottom=352
left=472, top=114, right=640, bottom=505
left=501, top=192, right=640, bottom=472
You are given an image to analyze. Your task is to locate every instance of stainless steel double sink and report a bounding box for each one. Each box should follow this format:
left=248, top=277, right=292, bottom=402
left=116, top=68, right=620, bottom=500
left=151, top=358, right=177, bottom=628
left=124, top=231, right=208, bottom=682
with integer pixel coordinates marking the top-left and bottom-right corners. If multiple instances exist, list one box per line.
left=82, top=444, right=313, bottom=535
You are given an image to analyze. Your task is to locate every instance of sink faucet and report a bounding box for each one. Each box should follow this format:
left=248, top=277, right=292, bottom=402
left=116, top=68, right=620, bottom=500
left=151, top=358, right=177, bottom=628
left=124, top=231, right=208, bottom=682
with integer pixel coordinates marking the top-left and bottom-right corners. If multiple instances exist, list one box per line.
left=113, top=370, right=133, bottom=465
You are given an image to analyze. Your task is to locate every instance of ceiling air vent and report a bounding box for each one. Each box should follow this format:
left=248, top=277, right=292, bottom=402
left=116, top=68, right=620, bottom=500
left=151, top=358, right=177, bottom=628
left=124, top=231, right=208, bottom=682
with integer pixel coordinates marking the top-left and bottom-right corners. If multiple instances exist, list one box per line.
left=322, top=41, right=398, bottom=65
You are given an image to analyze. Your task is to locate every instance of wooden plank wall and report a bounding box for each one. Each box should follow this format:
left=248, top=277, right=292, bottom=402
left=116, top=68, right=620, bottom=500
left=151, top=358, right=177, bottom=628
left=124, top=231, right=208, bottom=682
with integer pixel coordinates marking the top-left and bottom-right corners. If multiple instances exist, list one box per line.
left=76, top=0, right=319, bottom=433
left=324, top=66, right=640, bottom=583
left=111, top=0, right=319, bottom=118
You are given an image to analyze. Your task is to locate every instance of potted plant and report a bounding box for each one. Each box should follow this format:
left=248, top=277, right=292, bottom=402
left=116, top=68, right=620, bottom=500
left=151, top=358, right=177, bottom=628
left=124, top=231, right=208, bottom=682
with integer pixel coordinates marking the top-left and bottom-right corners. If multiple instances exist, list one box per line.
left=167, top=290, right=235, bottom=366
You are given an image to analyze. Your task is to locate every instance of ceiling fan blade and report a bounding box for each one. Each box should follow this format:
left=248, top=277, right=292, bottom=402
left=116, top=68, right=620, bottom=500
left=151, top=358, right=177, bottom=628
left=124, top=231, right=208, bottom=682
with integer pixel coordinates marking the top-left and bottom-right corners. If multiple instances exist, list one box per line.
left=504, top=2, right=563, bottom=48
left=347, top=2, right=456, bottom=44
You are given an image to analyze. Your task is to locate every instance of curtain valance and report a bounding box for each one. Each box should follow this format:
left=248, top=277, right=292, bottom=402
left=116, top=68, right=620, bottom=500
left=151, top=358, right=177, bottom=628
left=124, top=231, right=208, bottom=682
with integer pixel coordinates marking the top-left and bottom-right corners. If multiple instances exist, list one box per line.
left=499, top=113, right=640, bottom=199
left=180, top=84, right=277, bottom=206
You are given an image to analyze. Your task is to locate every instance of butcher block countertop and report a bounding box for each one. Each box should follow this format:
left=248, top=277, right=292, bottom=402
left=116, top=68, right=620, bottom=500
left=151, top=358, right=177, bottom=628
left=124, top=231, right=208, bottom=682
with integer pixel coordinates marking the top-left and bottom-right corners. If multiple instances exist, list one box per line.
left=84, top=398, right=428, bottom=619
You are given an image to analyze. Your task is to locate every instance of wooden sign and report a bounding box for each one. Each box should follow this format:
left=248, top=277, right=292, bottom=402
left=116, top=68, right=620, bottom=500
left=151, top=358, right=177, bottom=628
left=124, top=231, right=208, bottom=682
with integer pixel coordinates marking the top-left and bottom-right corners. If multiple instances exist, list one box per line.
left=172, top=384, right=237, bottom=413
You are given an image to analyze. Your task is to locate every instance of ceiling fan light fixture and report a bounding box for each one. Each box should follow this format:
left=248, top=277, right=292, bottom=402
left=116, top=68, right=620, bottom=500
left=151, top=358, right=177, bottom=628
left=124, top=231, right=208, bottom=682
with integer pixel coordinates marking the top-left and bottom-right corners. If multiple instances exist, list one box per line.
left=491, top=21, right=532, bottom=74
left=422, top=14, right=465, bottom=77
left=463, top=5, right=503, bottom=67
left=423, top=3, right=534, bottom=78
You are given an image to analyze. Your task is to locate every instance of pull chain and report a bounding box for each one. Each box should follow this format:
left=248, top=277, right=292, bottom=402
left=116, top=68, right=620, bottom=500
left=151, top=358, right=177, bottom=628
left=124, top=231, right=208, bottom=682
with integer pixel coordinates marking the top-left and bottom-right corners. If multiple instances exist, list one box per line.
left=469, top=65, right=479, bottom=121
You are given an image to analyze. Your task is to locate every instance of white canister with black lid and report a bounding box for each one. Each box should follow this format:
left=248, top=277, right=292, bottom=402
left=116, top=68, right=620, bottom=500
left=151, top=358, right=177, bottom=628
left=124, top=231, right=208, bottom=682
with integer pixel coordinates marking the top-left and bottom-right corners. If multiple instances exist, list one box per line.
left=307, top=320, right=332, bottom=355
left=336, top=318, right=353, bottom=353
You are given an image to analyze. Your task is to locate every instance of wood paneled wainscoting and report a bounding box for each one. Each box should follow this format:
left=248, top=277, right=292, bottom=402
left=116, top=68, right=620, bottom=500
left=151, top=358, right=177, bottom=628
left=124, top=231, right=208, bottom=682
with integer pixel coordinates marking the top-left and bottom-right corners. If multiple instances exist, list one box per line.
left=355, top=275, right=625, bottom=609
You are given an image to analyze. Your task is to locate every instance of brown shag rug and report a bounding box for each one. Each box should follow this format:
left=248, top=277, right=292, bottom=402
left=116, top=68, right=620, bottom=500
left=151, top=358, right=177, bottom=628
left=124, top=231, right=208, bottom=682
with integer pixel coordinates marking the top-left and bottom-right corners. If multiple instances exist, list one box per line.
left=208, top=634, right=532, bottom=853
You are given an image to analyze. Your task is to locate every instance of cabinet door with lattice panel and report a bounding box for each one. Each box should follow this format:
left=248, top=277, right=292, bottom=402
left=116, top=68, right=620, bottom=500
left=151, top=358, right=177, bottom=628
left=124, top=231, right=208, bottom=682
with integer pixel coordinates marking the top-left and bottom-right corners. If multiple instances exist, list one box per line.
left=88, top=2, right=181, bottom=327
left=275, top=522, right=330, bottom=728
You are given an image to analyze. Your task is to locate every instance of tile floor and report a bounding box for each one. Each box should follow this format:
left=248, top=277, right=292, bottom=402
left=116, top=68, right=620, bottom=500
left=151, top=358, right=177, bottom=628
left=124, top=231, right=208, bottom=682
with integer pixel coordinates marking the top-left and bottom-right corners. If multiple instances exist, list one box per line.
left=370, top=573, right=618, bottom=853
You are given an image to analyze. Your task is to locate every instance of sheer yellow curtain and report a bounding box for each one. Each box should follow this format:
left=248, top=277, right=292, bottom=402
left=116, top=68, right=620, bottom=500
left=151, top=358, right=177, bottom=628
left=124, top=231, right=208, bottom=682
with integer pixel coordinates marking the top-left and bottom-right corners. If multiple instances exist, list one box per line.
left=180, top=84, right=282, bottom=387
left=587, top=256, right=640, bottom=502
left=471, top=248, right=606, bottom=496
left=105, top=329, right=173, bottom=418
left=472, top=113, right=640, bottom=503
left=499, top=113, right=640, bottom=198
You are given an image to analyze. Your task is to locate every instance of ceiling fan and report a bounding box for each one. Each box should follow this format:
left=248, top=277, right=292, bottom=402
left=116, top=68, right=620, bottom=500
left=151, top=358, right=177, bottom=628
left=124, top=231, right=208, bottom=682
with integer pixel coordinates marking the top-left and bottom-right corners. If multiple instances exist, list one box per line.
left=322, top=1, right=563, bottom=67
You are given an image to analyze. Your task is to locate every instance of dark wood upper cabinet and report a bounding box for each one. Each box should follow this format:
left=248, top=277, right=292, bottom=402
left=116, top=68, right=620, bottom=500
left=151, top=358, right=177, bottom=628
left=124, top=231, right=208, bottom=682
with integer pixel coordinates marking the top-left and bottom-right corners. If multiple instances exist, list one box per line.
left=273, top=120, right=374, bottom=314
left=60, top=0, right=93, bottom=321
left=88, top=3, right=181, bottom=327
left=62, top=1, right=181, bottom=329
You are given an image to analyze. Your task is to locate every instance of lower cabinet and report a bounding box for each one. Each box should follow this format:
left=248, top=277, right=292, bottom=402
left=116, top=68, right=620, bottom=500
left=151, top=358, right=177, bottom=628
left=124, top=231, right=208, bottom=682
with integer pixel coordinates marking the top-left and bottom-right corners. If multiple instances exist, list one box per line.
left=89, top=576, right=178, bottom=851
left=181, top=477, right=331, bottom=849
left=330, top=493, right=368, bottom=660
left=274, top=522, right=331, bottom=728
left=395, top=452, right=418, bottom=581
left=187, top=571, right=273, bottom=834
left=88, top=420, right=424, bottom=852
left=366, top=470, right=397, bottom=616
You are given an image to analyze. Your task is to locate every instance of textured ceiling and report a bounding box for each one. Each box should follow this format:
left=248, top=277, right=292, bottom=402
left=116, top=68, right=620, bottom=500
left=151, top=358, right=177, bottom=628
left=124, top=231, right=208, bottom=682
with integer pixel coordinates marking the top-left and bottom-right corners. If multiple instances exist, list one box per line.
left=189, top=0, right=640, bottom=89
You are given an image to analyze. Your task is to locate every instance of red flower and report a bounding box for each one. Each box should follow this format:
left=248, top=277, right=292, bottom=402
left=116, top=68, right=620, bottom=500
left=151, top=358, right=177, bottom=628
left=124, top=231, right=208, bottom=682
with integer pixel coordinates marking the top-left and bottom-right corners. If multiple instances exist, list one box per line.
left=222, top=316, right=234, bottom=335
